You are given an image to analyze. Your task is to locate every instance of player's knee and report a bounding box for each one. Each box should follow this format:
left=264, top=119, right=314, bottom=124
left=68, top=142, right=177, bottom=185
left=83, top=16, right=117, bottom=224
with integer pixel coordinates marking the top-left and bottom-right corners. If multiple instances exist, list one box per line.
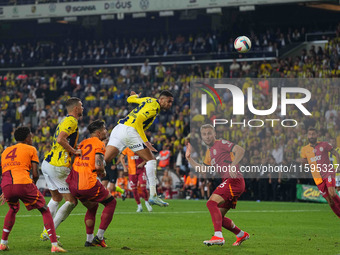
left=64, top=200, right=77, bottom=212
left=206, top=200, right=217, bottom=208
left=328, top=188, right=336, bottom=198
left=10, top=204, right=20, bottom=214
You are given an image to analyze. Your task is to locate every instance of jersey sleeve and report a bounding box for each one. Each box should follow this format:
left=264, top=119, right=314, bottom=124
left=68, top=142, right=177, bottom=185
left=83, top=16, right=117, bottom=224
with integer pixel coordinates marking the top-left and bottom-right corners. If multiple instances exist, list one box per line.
left=95, top=141, right=105, bottom=155
left=203, top=149, right=211, bottom=165
left=31, top=147, right=39, bottom=164
left=300, top=147, right=307, bottom=159
left=222, top=139, right=235, bottom=152
left=60, top=117, right=77, bottom=135
left=127, top=95, right=146, bottom=105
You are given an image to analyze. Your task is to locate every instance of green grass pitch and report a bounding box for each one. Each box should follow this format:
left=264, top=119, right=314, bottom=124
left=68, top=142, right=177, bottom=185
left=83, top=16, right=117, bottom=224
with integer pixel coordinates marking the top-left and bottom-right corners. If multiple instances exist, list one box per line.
left=0, top=198, right=339, bottom=254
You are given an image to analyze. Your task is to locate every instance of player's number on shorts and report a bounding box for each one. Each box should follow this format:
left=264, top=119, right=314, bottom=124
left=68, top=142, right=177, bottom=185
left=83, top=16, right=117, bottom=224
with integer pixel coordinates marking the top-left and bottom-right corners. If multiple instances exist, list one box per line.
left=218, top=180, right=228, bottom=188
left=79, top=144, right=92, bottom=160
left=5, top=148, right=17, bottom=161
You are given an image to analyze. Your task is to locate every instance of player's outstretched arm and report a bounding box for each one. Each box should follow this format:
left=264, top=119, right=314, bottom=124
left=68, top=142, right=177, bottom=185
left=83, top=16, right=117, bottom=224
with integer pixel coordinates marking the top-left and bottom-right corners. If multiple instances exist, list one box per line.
left=185, top=143, right=204, bottom=171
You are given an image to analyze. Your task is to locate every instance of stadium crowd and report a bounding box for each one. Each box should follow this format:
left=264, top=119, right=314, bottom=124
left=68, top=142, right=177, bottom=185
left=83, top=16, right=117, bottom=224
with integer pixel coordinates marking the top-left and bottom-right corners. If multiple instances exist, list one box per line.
left=0, top=26, right=313, bottom=67
left=0, top=24, right=339, bottom=202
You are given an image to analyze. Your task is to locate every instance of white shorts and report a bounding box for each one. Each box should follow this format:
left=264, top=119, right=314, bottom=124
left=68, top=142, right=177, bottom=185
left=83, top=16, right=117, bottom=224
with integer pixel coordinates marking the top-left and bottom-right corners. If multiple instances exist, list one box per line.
left=336, top=175, right=340, bottom=187
left=41, top=160, right=71, bottom=193
left=107, top=124, right=146, bottom=153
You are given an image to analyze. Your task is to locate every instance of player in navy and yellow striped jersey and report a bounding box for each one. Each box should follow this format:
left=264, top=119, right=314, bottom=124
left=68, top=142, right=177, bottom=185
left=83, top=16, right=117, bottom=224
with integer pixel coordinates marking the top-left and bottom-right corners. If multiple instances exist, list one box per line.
left=40, top=97, right=83, bottom=240
left=105, top=91, right=173, bottom=207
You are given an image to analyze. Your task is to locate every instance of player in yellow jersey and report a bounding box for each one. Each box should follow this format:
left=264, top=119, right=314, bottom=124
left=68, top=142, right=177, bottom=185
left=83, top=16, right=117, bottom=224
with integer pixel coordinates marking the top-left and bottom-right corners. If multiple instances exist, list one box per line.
left=40, top=97, right=83, bottom=241
left=105, top=90, right=174, bottom=207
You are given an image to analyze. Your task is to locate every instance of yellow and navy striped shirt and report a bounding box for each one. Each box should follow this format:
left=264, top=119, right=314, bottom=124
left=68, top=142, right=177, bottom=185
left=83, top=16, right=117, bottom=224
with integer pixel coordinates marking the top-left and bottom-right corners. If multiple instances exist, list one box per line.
left=45, top=115, right=79, bottom=167
left=118, top=95, right=160, bottom=142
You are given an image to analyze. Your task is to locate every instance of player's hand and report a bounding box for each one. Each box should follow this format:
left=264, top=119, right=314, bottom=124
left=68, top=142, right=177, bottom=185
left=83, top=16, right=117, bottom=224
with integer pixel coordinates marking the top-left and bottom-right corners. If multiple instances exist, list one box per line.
left=137, top=162, right=145, bottom=168
left=130, top=91, right=141, bottom=97
left=74, top=149, right=82, bottom=156
left=0, top=193, right=6, bottom=206
left=185, top=143, right=191, bottom=160
left=145, top=141, right=158, bottom=152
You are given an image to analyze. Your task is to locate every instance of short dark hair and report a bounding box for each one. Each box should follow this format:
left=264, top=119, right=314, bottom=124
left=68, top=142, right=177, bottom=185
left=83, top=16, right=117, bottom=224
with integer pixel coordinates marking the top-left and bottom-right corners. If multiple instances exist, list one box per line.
left=200, top=124, right=215, bottom=132
left=159, top=90, right=174, bottom=98
left=65, top=97, right=81, bottom=111
left=88, top=120, right=105, bottom=134
left=308, top=127, right=317, bottom=132
left=14, top=126, right=31, bottom=142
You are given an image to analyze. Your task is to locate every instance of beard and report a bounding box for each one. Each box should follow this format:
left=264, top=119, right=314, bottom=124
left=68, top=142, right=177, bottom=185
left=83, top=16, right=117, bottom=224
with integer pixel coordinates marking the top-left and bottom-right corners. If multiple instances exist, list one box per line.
left=308, top=138, right=317, bottom=144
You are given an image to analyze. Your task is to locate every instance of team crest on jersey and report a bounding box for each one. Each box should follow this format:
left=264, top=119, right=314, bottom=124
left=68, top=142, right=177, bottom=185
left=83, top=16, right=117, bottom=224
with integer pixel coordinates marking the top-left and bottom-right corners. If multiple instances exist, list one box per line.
left=320, top=147, right=323, bottom=152
left=213, top=149, right=217, bottom=155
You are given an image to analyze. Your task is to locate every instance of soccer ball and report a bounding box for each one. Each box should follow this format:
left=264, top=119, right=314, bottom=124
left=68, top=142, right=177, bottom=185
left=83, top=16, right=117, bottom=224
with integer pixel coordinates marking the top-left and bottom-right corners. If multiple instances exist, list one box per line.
left=234, top=36, right=251, bottom=53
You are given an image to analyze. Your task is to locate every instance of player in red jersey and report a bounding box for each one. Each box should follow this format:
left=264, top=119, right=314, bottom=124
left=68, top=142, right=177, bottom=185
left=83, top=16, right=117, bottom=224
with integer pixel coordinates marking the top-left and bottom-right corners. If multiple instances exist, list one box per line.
left=119, top=147, right=152, bottom=212
left=186, top=124, right=249, bottom=246
left=301, top=127, right=340, bottom=218
left=66, top=120, right=117, bottom=247
left=0, top=127, right=65, bottom=252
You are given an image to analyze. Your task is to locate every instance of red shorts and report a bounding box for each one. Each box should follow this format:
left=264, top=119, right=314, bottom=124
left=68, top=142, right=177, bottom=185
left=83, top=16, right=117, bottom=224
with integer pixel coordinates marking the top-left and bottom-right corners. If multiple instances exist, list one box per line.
left=1, top=183, right=46, bottom=211
left=69, top=180, right=109, bottom=203
left=317, top=176, right=335, bottom=198
left=213, top=178, right=245, bottom=209
left=129, top=169, right=147, bottom=189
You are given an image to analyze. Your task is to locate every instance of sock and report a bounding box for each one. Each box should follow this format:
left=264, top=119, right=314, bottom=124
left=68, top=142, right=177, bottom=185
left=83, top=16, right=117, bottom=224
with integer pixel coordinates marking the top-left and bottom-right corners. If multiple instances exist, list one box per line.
left=85, top=204, right=98, bottom=236
left=97, top=229, right=105, bottom=240
left=0, top=240, right=8, bottom=245
left=53, top=201, right=76, bottom=229
left=2, top=207, right=17, bottom=242
left=236, top=230, right=245, bottom=238
left=138, top=203, right=142, bottom=209
left=330, top=194, right=340, bottom=218
left=99, top=198, right=117, bottom=232
left=206, top=200, right=222, bottom=232
left=222, top=217, right=242, bottom=235
left=145, top=160, right=157, bottom=197
left=47, top=199, right=60, bottom=218
left=214, top=231, right=223, bottom=238
left=52, top=242, right=58, bottom=246
left=115, top=186, right=124, bottom=194
left=41, top=208, right=58, bottom=243
left=140, top=186, right=148, bottom=201
left=132, top=188, right=141, bottom=204
left=87, top=234, right=94, bottom=243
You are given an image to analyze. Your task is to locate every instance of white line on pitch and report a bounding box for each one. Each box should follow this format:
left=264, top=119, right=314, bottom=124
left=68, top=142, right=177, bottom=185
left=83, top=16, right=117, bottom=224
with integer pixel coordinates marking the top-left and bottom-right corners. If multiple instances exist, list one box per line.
left=0, top=209, right=324, bottom=218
